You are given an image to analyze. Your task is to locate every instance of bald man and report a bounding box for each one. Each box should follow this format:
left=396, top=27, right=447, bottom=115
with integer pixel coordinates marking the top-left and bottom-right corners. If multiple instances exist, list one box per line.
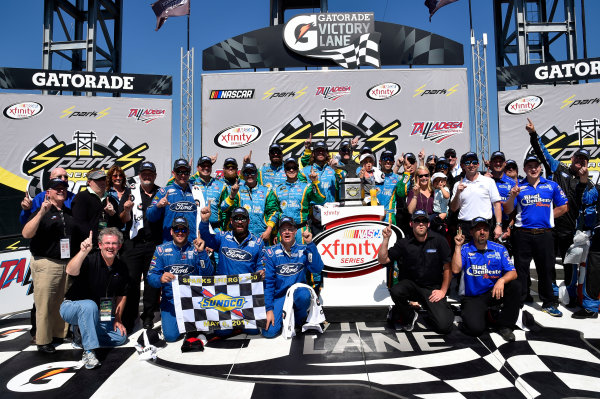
left=20, top=168, right=76, bottom=225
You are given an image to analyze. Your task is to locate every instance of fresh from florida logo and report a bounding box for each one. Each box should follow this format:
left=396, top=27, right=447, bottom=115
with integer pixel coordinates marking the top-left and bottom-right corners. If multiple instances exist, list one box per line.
left=127, top=108, right=166, bottom=123
left=214, top=124, right=262, bottom=148
left=505, top=95, right=543, bottom=114
left=3, top=102, right=43, bottom=120
left=316, top=85, right=351, bottom=101
left=411, top=121, right=464, bottom=143
left=200, top=293, right=246, bottom=313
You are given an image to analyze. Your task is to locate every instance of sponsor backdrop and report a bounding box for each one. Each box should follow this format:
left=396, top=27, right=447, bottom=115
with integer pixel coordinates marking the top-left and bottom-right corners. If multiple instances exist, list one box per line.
left=498, top=81, right=600, bottom=184
left=0, top=93, right=172, bottom=314
left=202, top=68, right=469, bottom=168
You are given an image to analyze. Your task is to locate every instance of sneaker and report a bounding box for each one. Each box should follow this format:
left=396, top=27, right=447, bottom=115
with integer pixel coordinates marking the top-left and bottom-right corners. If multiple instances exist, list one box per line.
left=496, top=327, right=515, bottom=342
left=82, top=350, right=101, bottom=369
left=541, top=305, right=563, bottom=317
left=571, top=308, right=599, bottom=319
left=401, top=310, right=419, bottom=332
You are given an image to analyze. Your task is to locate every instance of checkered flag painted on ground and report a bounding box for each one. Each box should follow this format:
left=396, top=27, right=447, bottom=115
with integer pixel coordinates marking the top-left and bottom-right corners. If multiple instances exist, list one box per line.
left=172, top=273, right=267, bottom=332
left=318, top=32, right=382, bottom=69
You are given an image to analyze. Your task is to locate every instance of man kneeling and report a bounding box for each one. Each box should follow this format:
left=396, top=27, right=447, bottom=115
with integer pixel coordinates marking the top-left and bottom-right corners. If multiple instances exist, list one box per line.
left=262, top=217, right=324, bottom=338
left=452, top=217, right=520, bottom=342
left=61, top=228, right=129, bottom=369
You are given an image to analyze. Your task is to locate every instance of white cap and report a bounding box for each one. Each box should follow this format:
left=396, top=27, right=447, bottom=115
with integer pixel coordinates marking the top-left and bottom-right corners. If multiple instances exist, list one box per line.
left=359, top=153, right=375, bottom=163
left=431, top=172, right=447, bottom=182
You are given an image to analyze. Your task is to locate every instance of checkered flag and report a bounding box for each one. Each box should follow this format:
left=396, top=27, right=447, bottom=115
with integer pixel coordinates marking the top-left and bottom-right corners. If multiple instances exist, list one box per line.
left=172, top=273, right=267, bottom=333
left=318, top=32, right=381, bottom=69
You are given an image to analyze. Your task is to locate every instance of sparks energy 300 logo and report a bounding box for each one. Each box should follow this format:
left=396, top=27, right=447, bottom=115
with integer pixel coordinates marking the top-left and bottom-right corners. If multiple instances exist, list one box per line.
left=22, top=132, right=148, bottom=195
left=411, top=121, right=464, bottom=143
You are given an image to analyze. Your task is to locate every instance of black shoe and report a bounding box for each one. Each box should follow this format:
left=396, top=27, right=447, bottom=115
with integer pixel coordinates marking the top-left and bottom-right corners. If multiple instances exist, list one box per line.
left=496, top=327, right=515, bottom=342
left=143, top=319, right=154, bottom=330
left=571, top=308, right=599, bottom=319
left=524, top=294, right=534, bottom=303
left=37, top=344, right=56, bottom=354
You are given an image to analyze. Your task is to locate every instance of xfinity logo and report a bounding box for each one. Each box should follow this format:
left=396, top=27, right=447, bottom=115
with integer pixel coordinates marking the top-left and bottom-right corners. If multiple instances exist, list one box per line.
left=222, top=248, right=252, bottom=261
left=3, top=102, right=43, bottom=120
left=214, top=124, right=262, bottom=148
left=505, top=96, right=543, bottom=114
left=367, top=83, right=400, bottom=100
left=169, top=202, right=195, bottom=212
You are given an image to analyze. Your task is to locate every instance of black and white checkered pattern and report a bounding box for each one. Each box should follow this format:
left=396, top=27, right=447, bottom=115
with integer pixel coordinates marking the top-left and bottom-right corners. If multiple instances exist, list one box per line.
left=173, top=273, right=267, bottom=332
left=317, top=33, right=381, bottom=69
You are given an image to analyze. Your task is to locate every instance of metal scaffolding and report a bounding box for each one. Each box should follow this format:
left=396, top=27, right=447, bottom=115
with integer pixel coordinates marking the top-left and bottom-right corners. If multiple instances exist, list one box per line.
left=471, top=33, right=491, bottom=162
left=42, top=0, right=122, bottom=95
left=181, top=47, right=194, bottom=162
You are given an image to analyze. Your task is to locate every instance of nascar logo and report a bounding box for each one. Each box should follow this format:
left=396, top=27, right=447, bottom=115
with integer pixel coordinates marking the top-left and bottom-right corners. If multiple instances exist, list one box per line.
left=201, top=293, right=246, bottom=312
left=210, top=89, right=255, bottom=100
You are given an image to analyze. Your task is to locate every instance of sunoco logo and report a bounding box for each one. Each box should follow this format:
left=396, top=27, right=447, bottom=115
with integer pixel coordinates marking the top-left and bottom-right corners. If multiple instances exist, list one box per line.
left=169, top=201, right=195, bottom=212
left=215, top=124, right=261, bottom=148
left=367, top=83, right=400, bottom=100
left=505, top=95, right=543, bottom=114
left=22, top=133, right=147, bottom=195
left=209, top=89, right=255, bottom=100
left=3, top=102, right=43, bottom=119
left=201, top=293, right=246, bottom=312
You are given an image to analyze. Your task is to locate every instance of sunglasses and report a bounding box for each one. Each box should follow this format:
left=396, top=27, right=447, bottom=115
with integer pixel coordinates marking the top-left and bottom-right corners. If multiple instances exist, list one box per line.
left=285, top=166, right=298, bottom=171
left=112, top=174, right=124, bottom=178
left=505, top=166, right=517, bottom=170
left=418, top=174, right=430, bottom=178
left=381, top=158, right=394, bottom=163
left=436, top=164, right=449, bottom=170
left=446, top=154, right=457, bottom=158
left=463, top=160, right=479, bottom=166
left=413, top=219, right=429, bottom=225
left=243, top=170, right=257, bottom=176
left=175, top=170, right=190, bottom=175
left=232, top=216, right=248, bottom=222
left=173, top=228, right=188, bottom=234
left=224, top=165, right=237, bottom=170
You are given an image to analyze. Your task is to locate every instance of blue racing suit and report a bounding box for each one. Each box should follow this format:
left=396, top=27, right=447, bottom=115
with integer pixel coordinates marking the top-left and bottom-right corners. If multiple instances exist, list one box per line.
left=261, top=241, right=324, bottom=338
left=259, top=163, right=287, bottom=190
left=194, top=176, right=227, bottom=231
left=377, top=171, right=401, bottom=223
left=147, top=183, right=198, bottom=242
left=147, top=240, right=213, bottom=341
left=300, top=163, right=338, bottom=204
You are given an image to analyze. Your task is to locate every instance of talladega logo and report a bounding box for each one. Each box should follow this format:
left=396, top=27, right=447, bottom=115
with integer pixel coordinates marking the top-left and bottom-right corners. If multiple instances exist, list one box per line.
left=169, top=201, right=196, bottom=212
left=215, top=124, right=261, bottom=148
left=3, top=102, right=43, bottom=119
left=367, top=83, right=400, bottom=100
left=505, top=95, right=543, bottom=115
left=411, top=121, right=464, bottom=143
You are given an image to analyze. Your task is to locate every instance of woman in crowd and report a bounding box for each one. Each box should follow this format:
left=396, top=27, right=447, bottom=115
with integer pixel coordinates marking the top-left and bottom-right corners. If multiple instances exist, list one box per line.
left=407, top=166, right=435, bottom=216
left=107, top=165, right=129, bottom=203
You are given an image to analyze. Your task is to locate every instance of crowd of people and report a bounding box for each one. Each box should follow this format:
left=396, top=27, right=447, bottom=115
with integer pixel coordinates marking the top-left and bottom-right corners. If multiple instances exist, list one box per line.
left=19, top=119, right=600, bottom=369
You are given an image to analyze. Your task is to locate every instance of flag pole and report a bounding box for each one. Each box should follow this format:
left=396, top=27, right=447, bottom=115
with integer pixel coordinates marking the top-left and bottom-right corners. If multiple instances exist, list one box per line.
left=468, top=0, right=473, bottom=36
left=187, top=14, right=190, bottom=52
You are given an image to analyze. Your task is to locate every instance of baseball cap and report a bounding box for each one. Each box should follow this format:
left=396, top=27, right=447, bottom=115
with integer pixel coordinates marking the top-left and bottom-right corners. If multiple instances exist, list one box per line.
left=313, top=141, right=328, bottom=151
left=405, top=152, right=417, bottom=163
left=505, top=159, right=518, bottom=169
left=460, top=152, right=479, bottom=164
left=426, top=154, right=438, bottom=163
left=430, top=172, right=447, bottom=183
left=48, top=178, right=68, bottom=189
left=173, top=158, right=191, bottom=171
left=197, top=156, right=212, bottom=166
left=523, top=155, right=541, bottom=166
left=242, top=163, right=258, bottom=173
left=87, top=169, right=106, bottom=180
left=279, top=216, right=296, bottom=228
left=411, top=210, right=429, bottom=222
left=359, top=153, right=376, bottom=163
left=574, top=148, right=591, bottom=160
left=470, top=217, right=489, bottom=229
left=339, top=140, right=351, bottom=151
left=139, top=161, right=157, bottom=173
left=436, top=157, right=450, bottom=166
left=223, top=157, right=238, bottom=168
left=380, top=150, right=395, bottom=161
left=284, top=156, right=298, bottom=166
left=490, top=151, right=506, bottom=161
left=231, top=207, right=249, bottom=219
left=444, top=148, right=457, bottom=158
left=172, top=216, right=189, bottom=229
left=269, top=143, right=283, bottom=153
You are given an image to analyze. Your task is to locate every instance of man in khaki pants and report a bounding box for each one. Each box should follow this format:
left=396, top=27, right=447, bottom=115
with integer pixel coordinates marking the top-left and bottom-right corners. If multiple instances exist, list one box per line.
left=22, top=178, right=82, bottom=353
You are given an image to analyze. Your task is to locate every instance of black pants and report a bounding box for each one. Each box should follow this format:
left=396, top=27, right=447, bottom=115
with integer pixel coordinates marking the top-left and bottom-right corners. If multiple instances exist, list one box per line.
left=120, top=239, right=161, bottom=330
left=555, top=231, right=575, bottom=286
left=513, top=229, right=557, bottom=307
left=389, top=279, right=454, bottom=334
left=460, top=280, right=521, bottom=336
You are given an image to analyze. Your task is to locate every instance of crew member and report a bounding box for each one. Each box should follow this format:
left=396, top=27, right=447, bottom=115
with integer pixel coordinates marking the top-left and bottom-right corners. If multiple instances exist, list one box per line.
left=259, top=144, right=287, bottom=189
left=20, top=167, right=75, bottom=225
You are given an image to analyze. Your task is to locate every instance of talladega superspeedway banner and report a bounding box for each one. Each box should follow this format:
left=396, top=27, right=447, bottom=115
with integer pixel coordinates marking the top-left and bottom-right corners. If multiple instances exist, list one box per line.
left=498, top=82, right=600, bottom=184
left=201, top=68, right=469, bottom=173
left=0, top=94, right=171, bottom=314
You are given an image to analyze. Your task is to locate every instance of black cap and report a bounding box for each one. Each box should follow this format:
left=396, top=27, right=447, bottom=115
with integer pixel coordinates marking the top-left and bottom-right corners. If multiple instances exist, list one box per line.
left=436, top=157, right=450, bottom=166
left=523, top=155, right=540, bottom=166
left=172, top=216, right=189, bottom=229
left=405, top=152, right=417, bottom=162
left=411, top=210, right=429, bottom=221
left=284, top=156, right=298, bottom=166
left=574, top=148, right=591, bottom=160
left=313, top=141, right=328, bottom=151
left=505, top=159, right=518, bottom=169
left=444, top=148, right=457, bottom=158
left=269, top=143, right=283, bottom=153
left=242, top=163, right=258, bottom=173
left=380, top=150, right=395, bottom=161
left=426, top=154, right=438, bottom=163
left=197, top=156, right=212, bottom=166
left=470, top=217, right=489, bottom=229
left=223, top=157, right=238, bottom=168
left=173, top=158, right=191, bottom=171
left=360, top=146, right=372, bottom=155
left=460, top=152, right=479, bottom=164
left=279, top=216, right=297, bottom=228
left=139, top=161, right=157, bottom=173
left=48, top=178, right=68, bottom=189
left=490, top=151, right=506, bottom=161
left=231, top=207, right=249, bottom=219
left=340, top=140, right=351, bottom=150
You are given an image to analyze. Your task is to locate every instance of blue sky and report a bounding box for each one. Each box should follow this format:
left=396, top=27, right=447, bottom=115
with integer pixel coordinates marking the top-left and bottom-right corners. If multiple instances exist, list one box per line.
left=1, top=0, right=598, bottom=161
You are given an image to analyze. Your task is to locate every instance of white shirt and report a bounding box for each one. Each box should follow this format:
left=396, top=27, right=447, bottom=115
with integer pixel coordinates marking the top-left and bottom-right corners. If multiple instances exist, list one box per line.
left=451, top=164, right=462, bottom=178
left=451, top=173, right=501, bottom=221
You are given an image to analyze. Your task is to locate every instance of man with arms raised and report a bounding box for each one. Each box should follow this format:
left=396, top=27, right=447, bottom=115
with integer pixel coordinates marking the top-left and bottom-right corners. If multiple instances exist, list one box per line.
left=20, top=167, right=75, bottom=225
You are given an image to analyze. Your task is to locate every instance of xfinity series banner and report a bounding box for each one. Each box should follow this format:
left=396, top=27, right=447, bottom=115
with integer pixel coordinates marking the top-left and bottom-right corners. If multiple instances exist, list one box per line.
left=498, top=82, right=600, bottom=184
left=202, top=68, right=469, bottom=170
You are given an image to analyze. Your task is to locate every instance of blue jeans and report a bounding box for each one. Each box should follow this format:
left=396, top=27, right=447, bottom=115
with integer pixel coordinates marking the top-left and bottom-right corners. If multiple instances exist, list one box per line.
left=262, top=287, right=311, bottom=338
left=60, top=299, right=127, bottom=350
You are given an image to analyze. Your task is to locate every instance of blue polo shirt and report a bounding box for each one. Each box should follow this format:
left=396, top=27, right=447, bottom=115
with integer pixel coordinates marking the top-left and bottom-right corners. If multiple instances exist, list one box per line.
left=459, top=241, right=515, bottom=297
left=513, top=177, right=567, bottom=229
left=494, top=174, right=516, bottom=222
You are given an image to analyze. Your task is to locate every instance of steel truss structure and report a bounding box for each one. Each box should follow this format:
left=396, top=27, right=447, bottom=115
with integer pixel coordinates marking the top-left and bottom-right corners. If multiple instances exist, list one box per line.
left=181, top=48, right=194, bottom=163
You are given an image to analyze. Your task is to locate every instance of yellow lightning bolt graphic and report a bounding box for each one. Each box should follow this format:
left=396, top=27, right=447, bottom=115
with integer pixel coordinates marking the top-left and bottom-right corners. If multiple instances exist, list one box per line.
left=413, top=84, right=426, bottom=97
left=446, top=84, right=459, bottom=96
left=561, top=95, right=576, bottom=109
left=262, top=87, right=275, bottom=100
left=60, top=106, right=76, bottom=119
left=27, top=143, right=65, bottom=174
left=295, top=86, right=308, bottom=99
left=278, top=123, right=313, bottom=155
left=116, top=144, right=149, bottom=170
left=5, top=241, right=20, bottom=251
left=96, top=107, right=111, bottom=119
left=366, top=121, right=401, bottom=152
